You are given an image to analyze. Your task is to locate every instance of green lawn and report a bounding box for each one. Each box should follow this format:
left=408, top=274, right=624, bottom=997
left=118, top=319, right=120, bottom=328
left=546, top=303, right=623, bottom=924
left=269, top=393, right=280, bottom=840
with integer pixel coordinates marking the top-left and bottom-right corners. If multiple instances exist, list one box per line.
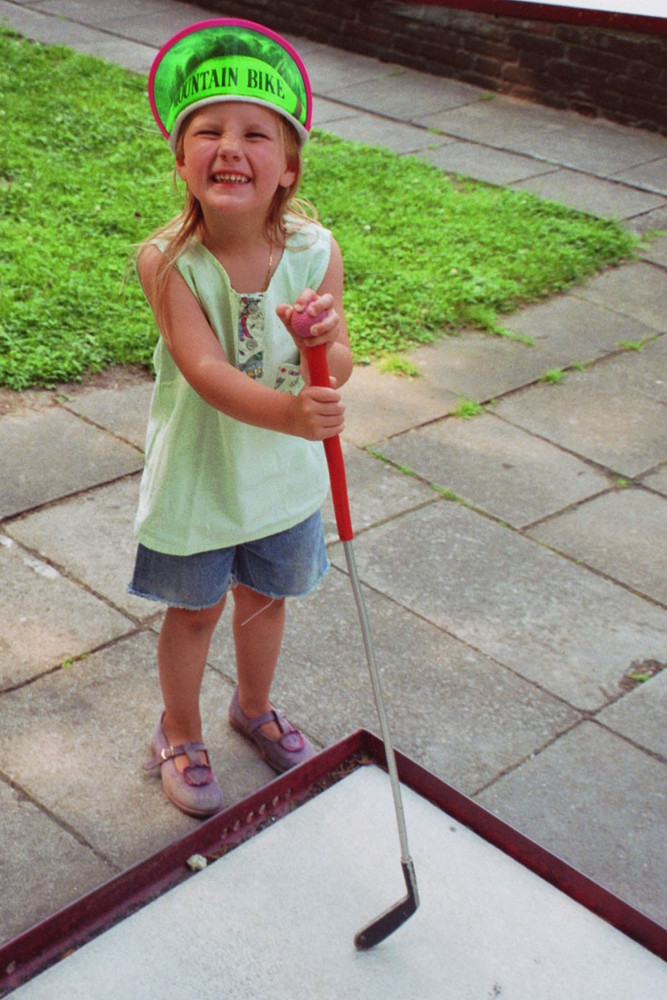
left=0, top=29, right=637, bottom=390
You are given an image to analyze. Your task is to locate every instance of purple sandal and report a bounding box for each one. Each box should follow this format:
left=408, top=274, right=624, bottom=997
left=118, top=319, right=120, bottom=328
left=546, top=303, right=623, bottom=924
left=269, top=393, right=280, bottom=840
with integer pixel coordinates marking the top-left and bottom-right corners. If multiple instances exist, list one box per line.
left=228, top=687, right=315, bottom=772
left=143, top=714, right=224, bottom=818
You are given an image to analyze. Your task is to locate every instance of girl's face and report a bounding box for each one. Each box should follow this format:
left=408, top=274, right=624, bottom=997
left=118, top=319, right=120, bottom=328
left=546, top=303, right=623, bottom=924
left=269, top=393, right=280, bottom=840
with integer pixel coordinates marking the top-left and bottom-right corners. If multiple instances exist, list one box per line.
left=176, top=102, right=298, bottom=225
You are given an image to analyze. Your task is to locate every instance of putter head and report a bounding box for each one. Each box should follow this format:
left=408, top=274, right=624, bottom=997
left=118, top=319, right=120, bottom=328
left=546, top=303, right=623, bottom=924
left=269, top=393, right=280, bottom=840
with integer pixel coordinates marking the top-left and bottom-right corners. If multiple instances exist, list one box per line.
left=354, top=858, right=419, bottom=950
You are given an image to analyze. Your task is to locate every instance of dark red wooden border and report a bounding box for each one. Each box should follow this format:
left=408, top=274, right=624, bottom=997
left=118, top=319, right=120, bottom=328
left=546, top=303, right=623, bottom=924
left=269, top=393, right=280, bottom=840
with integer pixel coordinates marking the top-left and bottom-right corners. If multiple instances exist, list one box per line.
left=1, top=729, right=665, bottom=994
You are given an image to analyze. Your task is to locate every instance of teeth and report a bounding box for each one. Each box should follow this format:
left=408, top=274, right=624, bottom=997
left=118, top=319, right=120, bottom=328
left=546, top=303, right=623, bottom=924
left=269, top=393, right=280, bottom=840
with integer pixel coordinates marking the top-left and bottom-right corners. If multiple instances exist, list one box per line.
left=213, top=173, right=249, bottom=184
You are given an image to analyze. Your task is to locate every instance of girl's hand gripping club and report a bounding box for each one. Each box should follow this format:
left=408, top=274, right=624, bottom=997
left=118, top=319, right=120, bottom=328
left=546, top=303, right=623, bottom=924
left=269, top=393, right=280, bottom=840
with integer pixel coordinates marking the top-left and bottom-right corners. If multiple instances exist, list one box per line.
left=292, top=305, right=419, bottom=950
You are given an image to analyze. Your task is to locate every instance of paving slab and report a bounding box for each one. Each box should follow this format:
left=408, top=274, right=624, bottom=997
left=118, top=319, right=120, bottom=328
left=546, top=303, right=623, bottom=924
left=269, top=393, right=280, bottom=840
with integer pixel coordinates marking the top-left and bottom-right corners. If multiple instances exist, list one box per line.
left=478, top=722, right=667, bottom=926
left=0, top=407, right=143, bottom=519
left=600, top=332, right=667, bottom=405
left=405, top=330, right=551, bottom=401
left=314, top=110, right=446, bottom=155
left=326, top=502, right=667, bottom=711
left=0, top=1, right=155, bottom=71
left=597, top=669, right=667, bottom=760
left=5, top=476, right=151, bottom=619
left=0, top=780, right=116, bottom=943
left=0, top=535, right=132, bottom=691
left=420, top=140, right=557, bottom=185
left=406, top=296, right=657, bottom=404
left=625, top=202, right=667, bottom=236
left=500, top=292, right=660, bottom=363
left=63, top=381, right=153, bottom=449
left=641, top=234, right=667, bottom=268
left=0, top=632, right=276, bottom=880
left=613, top=157, right=667, bottom=197
left=492, top=351, right=667, bottom=478
left=209, top=568, right=580, bottom=794
left=320, top=443, right=436, bottom=544
left=511, top=169, right=667, bottom=219
left=528, top=487, right=667, bottom=606
left=644, top=463, right=667, bottom=497
left=377, top=412, right=610, bottom=529
left=574, top=260, right=667, bottom=333
left=10, top=766, right=667, bottom=1000
left=303, top=39, right=417, bottom=92
left=312, top=95, right=362, bottom=127
left=340, top=363, right=459, bottom=445
left=421, top=96, right=667, bottom=175
left=328, top=67, right=483, bottom=121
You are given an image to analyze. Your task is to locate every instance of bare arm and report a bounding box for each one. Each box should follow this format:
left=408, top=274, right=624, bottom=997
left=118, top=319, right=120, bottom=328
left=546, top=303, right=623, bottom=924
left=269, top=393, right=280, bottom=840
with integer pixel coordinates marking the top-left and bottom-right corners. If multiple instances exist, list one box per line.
left=138, top=244, right=345, bottom=441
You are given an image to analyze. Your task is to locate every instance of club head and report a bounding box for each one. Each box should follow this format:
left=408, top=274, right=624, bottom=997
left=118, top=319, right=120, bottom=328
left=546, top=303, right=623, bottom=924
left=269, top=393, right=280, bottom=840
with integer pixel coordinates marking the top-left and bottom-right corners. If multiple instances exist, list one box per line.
left=354, top=858, right=419, bottom=950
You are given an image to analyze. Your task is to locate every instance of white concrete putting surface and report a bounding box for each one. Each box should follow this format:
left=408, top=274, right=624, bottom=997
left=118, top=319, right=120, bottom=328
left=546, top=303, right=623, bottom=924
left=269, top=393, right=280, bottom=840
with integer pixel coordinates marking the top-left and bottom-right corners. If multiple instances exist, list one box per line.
left=13, top=766, right=666, bottom=999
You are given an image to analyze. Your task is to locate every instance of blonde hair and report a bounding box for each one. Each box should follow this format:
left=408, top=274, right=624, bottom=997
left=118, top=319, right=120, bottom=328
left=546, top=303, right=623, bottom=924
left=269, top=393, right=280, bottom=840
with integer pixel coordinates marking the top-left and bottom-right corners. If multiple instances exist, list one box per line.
left=141, top=109, right=317, bottom=328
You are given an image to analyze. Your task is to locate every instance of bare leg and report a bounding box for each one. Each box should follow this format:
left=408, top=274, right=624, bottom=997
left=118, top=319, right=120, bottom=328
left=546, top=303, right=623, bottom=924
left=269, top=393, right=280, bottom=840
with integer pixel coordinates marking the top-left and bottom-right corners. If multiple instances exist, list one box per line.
left=232, top=584, right=285, bottom=741
left=158, top=596, right=226, bottom=769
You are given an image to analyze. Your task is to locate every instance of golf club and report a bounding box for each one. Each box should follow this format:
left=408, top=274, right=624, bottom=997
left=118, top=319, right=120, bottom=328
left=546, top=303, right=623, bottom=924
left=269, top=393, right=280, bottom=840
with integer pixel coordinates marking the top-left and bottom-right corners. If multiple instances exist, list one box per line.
left=296, top=321, right=419, bottom=949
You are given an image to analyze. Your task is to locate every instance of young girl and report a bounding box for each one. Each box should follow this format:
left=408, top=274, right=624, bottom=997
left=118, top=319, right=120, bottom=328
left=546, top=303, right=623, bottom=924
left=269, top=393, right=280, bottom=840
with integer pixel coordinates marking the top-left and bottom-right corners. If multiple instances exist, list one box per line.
left=130, top=19, right=353, bottom=818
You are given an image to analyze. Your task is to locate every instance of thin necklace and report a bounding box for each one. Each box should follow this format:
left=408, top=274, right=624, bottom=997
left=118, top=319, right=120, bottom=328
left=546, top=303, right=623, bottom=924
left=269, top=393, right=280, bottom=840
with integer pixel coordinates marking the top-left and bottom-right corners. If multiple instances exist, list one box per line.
left=264, top=244, right=274, bottom=291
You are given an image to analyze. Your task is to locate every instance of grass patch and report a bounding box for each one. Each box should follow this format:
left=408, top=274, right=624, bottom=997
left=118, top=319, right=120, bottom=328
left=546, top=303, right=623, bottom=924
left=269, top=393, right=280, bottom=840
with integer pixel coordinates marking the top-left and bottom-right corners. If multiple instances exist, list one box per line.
left=0, top=29, right=638, bottom=389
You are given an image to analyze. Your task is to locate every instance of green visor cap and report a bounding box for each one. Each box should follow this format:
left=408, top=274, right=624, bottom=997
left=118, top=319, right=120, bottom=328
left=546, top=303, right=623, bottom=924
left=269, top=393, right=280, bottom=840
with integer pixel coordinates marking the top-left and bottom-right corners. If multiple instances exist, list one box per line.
left=149, top=18, right=312, bottom=151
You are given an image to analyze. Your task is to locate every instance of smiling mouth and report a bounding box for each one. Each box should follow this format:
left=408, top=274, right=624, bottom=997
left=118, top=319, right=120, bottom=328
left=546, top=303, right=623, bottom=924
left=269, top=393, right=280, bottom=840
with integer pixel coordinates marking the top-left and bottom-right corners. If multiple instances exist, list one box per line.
left=212, top=173, right=250, bottom=184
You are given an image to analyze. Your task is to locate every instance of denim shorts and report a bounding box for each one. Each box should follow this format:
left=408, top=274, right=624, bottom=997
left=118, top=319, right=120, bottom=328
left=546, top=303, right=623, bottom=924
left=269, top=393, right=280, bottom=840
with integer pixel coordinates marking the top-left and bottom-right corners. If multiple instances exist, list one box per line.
left=128, top=511, right=329, bottom=610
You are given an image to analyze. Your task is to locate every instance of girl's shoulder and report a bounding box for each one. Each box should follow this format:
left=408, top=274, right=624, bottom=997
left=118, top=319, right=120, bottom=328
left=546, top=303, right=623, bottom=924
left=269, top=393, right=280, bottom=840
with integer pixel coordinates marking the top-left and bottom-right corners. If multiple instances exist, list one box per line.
left=283, top=215, right=331, bottom=253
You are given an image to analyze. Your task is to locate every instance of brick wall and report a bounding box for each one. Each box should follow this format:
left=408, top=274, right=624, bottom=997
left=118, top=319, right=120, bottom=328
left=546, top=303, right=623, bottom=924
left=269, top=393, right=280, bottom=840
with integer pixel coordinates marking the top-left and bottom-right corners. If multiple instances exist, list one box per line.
left=183, top=1, right=667, bottom=136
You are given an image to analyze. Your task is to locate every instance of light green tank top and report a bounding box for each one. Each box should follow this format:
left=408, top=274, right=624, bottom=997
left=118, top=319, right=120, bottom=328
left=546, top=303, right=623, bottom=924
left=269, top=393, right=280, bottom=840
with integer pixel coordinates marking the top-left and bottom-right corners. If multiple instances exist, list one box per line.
left=134, top=221, right=331, bottom=555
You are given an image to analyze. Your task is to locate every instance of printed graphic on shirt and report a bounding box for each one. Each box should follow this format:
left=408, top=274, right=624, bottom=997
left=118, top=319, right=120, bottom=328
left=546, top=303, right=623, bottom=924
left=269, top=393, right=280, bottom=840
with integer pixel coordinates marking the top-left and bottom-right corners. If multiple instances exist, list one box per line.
left=275, top=363, right=303, bottom=394
left=238, top=294, right=264, bottom=380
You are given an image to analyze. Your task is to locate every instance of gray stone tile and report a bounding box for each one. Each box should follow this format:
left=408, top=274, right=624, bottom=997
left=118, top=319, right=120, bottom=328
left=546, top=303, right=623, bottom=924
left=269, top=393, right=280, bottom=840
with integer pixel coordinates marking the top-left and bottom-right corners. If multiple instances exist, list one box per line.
left=422, top=96, right=667, bottom=175
left=0, top=1, right=154, bottom=70
left=420, top=141, right=556, bottom=185
left=34, top=0, right=180, bottom=24
left=408, top=331, right=554, bottom=401
left=0, top=780, right=116, bottom=942
left=0, top=407, right=143, bottom=519
left=511, top=169, right=666, bottom=220
left=643, top=463, right=667, bottom=497
left=327, top=502, right=667, bottom=710
left=312, top=97, right=361, bottom=127
left=640, top=234, right=667, bottom=268
left=501, top=293, right=660, bottom=364
left=0, top=534, right=132, bottom=691
left=528, top=488, right=667, bottom=606
left=626, top=202, right=667, bottom=236
left=477, top=722, right=667, bottom=926
left=320, top=443, right=436, bottom=544
left=208, top=568, right=579, bottom=795
left=612, top=157, right=667, bottom=197
left=378, top=412, right=609, bottom=529
left=64, top=381, right=153, bottom=449
left=0, top=633, right=275, bottom=873
left=421, top=95, right=586, bottom=153
left=407, top=295, right=658, bottom=405
left=328, top=68, right=483, bottom=122
left=574, top=261, right=667, bottom=334
left=598, top=669, right=667, bottom=760
left=341, top=363, right=459, bottom=446
left=586, top=334, right=667, bottom=408
left=6, top=477, right=152, bottom=619
left=492, top=352, right=667, bottom=478
left=305, top=42, right=408, bottom=92
left=316, top=111, right=445, bottom=155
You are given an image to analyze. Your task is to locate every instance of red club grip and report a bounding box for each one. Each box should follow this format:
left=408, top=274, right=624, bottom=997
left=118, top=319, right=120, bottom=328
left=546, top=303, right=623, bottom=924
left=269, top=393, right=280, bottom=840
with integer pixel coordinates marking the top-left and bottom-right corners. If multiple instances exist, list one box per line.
left=305, top=343, right=354, bottom=542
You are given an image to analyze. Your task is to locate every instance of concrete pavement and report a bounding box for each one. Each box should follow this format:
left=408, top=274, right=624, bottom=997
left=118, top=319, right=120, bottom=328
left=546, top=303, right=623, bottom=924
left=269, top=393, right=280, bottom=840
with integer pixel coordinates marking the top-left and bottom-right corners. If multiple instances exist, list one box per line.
left=0, top=0, right=666, bottom=970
